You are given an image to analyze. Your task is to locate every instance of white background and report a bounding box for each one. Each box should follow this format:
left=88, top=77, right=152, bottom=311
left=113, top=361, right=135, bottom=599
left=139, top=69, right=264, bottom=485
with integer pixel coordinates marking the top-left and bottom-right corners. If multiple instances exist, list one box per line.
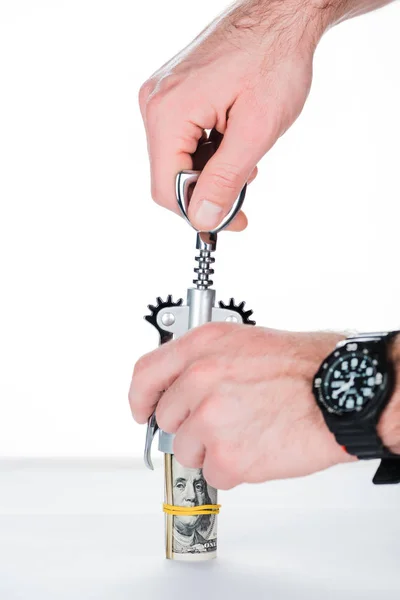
left=0, top=0, right=399, bottom=458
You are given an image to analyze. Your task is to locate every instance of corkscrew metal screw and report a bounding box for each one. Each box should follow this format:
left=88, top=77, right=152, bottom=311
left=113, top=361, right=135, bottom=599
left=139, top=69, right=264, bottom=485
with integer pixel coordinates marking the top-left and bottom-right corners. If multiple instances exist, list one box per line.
left=176, top=170, right=246, bottom=290
left=143, top=164, right=255, bottom=470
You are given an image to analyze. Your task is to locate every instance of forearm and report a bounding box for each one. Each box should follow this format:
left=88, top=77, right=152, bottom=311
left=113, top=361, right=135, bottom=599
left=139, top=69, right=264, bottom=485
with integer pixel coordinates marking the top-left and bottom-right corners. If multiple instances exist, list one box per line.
left=225, top=0, right=396, bottom=61
left=316, top=0, right=397, bottom=29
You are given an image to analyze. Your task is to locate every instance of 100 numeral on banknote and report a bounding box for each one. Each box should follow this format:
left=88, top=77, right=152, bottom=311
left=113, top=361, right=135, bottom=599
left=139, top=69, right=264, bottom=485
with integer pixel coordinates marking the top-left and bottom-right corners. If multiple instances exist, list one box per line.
left=164, top=454, right=218, bottom=560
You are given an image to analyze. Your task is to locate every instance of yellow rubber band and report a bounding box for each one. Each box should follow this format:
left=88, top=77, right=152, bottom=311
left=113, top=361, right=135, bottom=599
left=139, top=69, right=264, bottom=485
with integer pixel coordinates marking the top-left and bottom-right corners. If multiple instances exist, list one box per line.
left=163, top=503, right=221, bottom=516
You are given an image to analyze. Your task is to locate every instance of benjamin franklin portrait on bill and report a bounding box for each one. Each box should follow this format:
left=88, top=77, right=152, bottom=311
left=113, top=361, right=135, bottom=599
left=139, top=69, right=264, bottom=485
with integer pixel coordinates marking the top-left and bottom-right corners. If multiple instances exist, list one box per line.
left=171, top=456, right=217, bottom=554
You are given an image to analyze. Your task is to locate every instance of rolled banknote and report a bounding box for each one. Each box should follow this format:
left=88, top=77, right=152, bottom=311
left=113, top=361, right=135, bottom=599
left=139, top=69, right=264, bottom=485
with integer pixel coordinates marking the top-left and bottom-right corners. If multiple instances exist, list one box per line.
left=164, top=454, right=218, bottom=560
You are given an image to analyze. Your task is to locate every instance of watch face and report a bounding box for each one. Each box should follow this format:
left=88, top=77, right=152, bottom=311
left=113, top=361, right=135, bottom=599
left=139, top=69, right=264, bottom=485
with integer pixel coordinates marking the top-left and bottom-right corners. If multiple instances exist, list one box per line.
left=314, top=344, right=386, bottom=414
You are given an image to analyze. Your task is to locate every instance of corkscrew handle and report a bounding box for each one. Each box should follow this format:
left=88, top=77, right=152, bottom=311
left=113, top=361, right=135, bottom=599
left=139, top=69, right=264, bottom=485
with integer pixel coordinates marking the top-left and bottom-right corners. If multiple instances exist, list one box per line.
left=176, top=171, right=246, bottom=235
left=176, top=128, right=247, bottom=235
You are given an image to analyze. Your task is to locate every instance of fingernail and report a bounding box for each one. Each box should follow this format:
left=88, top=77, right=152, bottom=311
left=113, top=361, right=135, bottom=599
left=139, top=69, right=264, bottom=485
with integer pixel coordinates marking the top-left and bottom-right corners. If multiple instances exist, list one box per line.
left=193, top=200, right=223, bottom=230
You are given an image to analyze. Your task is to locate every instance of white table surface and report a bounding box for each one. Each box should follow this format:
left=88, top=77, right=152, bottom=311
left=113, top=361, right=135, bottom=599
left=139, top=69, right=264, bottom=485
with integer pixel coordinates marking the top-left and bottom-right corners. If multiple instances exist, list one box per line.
left=1, top=458, right=399, bottom=599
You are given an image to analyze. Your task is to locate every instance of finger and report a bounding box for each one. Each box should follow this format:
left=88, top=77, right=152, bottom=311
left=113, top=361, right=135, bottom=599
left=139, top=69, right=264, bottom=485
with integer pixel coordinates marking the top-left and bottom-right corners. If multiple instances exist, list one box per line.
left=247, top=166, right=258, bottom=184
left=155, top=358, right=220, bottom=434
left=187, top=100, right=277, bottom=232
left=147, top=123, right=200, bottom=214
left=144, top=92, right=216, bottom=213
left=173, top=416, right=206, bottom=469
left=202, top=445, right=241, bottom=491
left=223, top=209, right=247, bottom=232
left=222, top=167, right=257, bottom=232
left=129, top=323, right=231, bottom=424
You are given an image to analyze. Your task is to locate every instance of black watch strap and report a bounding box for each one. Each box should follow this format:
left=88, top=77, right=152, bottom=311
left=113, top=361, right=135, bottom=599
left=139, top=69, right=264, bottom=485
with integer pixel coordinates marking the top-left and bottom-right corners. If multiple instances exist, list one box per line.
left=373, top=459, right=400, bottom=484
left=328, top=330, right=400, bottom=484
left=333, top=426, right=394, bottom=460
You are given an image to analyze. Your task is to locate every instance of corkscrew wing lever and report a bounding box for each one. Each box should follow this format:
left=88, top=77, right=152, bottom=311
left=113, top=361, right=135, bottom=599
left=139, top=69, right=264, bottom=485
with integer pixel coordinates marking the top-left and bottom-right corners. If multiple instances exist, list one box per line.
left=144, top=411, right=159, bottom=470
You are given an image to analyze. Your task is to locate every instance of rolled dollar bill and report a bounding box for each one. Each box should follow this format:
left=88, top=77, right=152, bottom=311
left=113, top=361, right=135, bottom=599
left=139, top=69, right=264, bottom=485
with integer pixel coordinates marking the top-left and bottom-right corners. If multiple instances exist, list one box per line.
left=164, top=454, right=218, bottom=560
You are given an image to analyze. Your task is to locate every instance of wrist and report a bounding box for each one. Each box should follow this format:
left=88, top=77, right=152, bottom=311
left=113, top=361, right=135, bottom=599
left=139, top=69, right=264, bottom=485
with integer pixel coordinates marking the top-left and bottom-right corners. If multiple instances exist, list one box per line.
left=229, top=0, right=332, bottom=54
left=378, top=334, right=400, bottom=454
left=307, top=0, right=397, bottom=32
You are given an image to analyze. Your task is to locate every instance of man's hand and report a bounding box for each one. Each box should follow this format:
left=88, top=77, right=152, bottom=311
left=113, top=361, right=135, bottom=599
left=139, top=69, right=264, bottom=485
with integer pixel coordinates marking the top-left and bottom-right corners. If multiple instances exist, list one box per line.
left=129, top=323, right=356, bottom=489
left=138, top=0, right=397, bottom=232
left=139, top=0, right=324, bottom=232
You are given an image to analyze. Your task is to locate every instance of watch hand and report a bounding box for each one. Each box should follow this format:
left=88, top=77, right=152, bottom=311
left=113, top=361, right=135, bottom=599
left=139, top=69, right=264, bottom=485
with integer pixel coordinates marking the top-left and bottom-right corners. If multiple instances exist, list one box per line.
left=332, top=375, right=356, bottom=399
left=332, top=383, right=350, bottom=399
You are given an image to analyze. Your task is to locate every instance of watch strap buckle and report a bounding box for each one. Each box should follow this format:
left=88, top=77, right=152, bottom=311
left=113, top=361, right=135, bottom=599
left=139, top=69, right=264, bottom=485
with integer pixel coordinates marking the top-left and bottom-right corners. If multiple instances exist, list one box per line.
left=373, top=458, right=400, bottom=485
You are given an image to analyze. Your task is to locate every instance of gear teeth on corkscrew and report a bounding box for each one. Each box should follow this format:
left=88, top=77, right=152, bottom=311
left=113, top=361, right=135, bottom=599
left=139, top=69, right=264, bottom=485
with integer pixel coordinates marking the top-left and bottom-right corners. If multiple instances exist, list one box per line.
left=144, top=296, right=183, bottom=344
left=219, top=298, right=256, bottom=326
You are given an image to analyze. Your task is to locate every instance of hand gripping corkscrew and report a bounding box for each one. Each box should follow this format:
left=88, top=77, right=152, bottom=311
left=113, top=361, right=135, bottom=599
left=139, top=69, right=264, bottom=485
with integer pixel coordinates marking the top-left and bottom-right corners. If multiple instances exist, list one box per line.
left=142, top=130, right=256, bottom=559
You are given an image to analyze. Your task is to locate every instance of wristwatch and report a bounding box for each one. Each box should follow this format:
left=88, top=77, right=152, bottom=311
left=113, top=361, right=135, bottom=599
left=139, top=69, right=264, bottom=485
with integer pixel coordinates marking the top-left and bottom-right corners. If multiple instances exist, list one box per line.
left=313, top=330, right=400, bottom=484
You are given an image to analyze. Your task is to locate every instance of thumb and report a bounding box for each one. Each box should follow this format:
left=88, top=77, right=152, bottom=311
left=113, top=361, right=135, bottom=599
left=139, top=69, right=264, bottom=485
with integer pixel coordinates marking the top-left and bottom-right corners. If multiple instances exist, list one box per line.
left=188, top=110, right=273, bottom=231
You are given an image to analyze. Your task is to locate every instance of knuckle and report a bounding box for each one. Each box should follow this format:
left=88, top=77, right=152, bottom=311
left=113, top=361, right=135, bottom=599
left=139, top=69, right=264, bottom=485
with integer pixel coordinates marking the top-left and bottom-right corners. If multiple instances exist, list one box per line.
left=156, top=73, right=181, bottom=94
left=144, top=76, right=182, bottom=120
left=197, top=394, right=221, bottom=430
left=133, top=353, right=152, bottom=378
left=225, top=325, right=265, bottom=356
left=209, top=163, right=243, bottom=192
left=145, top=91, right=165, bottom=122
left=150, top=182, right=167, bottom=207
left=245, top=326, right=276, bottom=350
left=206, top=321, right=231, bottom=335
left=138, top=80, right=154, bottom=110
left=210, top=440, right=236, bottom=477
left=186, top=359, right=217, bottom=386
left=187, top=321, right=230, bottom=347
